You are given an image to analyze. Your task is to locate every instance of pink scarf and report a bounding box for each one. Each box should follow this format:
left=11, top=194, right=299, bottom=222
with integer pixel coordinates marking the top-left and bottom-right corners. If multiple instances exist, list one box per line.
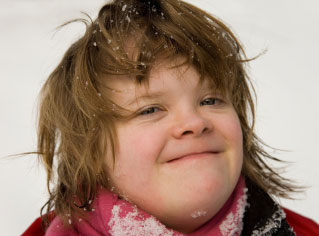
left=46, top=176, right=247, bottom=236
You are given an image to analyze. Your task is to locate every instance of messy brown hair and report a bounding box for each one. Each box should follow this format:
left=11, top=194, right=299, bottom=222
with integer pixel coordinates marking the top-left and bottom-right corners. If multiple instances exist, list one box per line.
left=38, top=0, right=296, bottom=227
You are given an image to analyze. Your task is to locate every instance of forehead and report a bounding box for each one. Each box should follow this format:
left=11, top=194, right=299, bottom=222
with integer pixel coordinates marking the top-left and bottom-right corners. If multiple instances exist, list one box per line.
left=103, top=58, right=208, bottom=104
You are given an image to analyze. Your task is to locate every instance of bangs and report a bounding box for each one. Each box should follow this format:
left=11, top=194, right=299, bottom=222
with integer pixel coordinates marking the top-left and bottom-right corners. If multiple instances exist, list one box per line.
left=84, top=0, right=247, bottom=105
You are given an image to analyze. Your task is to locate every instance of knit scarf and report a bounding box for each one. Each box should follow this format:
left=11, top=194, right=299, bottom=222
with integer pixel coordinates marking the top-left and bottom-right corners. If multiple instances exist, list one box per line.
left=46, top=176, right=247, bottom=236
left=107, top=176, right=247, bottom=236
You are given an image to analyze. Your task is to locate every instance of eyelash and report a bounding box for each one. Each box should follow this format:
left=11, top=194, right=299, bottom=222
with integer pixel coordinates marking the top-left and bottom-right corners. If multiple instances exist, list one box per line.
left=200, top=97, right=223, bottom=106
left=138, top=97, right=223, bottom=116
left=139, top=106, right=162, bottom=115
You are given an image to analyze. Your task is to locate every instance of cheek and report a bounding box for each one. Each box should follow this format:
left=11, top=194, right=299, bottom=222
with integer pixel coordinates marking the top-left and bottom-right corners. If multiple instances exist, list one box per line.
left=219, top=112, right=243, bottom=148
left=108, top=125, right=166, bottom=199
left=118, top=125, right=164, bottom=162
left=109, top=124, right=166, bottom=187
left=217, top=112, right=244, bottom=172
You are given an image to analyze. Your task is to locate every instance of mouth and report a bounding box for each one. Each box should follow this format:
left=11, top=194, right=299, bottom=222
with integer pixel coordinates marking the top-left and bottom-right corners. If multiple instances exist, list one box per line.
left=166, top=151, right=221, bottom=164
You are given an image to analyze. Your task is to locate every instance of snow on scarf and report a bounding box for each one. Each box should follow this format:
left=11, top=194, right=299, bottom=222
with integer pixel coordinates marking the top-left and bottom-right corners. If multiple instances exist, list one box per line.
left=46, top=176, right=247, bottom=236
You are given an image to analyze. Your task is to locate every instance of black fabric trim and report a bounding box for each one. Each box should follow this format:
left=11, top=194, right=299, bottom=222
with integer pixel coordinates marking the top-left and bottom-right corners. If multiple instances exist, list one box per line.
left=242, top=177, right=295, bottom=235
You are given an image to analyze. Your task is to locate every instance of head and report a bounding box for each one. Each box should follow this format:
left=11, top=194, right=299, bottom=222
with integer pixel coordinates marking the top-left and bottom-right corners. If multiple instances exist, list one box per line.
left=38, top=0, right=295, bottom=232
left=103, top=56, right=244, bottom=232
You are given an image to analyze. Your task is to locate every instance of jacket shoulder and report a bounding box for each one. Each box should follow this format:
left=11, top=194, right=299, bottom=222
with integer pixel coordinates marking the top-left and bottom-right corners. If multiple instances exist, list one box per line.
left=283, top=208, right=319, bottom=236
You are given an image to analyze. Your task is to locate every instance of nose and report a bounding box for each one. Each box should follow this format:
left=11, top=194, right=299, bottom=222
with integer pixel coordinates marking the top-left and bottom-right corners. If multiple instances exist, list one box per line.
left=171, top=109, right=212, bottom=139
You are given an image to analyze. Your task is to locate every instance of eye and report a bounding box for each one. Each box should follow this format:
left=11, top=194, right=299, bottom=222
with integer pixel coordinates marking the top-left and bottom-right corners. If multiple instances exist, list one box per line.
left=200, top=97, right=222, bottom=106
left=139, top=106, right=161, bottom=115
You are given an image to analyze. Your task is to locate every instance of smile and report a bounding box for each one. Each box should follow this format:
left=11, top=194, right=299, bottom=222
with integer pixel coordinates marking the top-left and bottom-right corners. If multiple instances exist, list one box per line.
left=166, top=151, right=220, bottom=164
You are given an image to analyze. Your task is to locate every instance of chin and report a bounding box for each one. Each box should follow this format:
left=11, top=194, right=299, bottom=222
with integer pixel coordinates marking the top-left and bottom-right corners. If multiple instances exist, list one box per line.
left=157, top=199, right=220, bottom=234
left=173, top=182, right=229, bottom=215
left=157, top=187, right=232, bottom=233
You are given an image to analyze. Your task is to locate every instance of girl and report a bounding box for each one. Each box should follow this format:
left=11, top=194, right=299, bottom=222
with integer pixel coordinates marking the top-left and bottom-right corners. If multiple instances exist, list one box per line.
left=22, top=0, right=318, bottom=235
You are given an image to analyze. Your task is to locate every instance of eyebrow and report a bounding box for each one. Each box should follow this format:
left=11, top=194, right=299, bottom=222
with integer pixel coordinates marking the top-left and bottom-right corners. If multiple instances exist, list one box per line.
left=125, top=91, right=167, bottom=106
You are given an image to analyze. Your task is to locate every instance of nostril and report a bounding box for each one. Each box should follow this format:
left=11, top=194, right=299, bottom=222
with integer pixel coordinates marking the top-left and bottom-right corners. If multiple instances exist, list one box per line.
left=202, top=127, right=208, bottom=133
left=181, top=127, right=209, bottom=136
left=182, top=130, right=193, bottom=136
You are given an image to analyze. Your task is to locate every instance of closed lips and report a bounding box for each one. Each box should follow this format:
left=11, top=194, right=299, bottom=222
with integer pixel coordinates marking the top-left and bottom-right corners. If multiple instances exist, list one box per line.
left=166, top=151, right=220, bottom=163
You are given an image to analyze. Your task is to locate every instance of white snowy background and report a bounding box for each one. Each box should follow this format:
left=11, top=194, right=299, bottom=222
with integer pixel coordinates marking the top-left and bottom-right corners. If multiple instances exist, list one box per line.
left=0, top=0, right=318, bottom=235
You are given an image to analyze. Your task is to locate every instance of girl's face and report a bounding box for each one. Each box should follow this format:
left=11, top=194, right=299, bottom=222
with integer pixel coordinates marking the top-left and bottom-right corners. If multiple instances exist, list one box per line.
left=104, top=58, right=243, bottom=233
